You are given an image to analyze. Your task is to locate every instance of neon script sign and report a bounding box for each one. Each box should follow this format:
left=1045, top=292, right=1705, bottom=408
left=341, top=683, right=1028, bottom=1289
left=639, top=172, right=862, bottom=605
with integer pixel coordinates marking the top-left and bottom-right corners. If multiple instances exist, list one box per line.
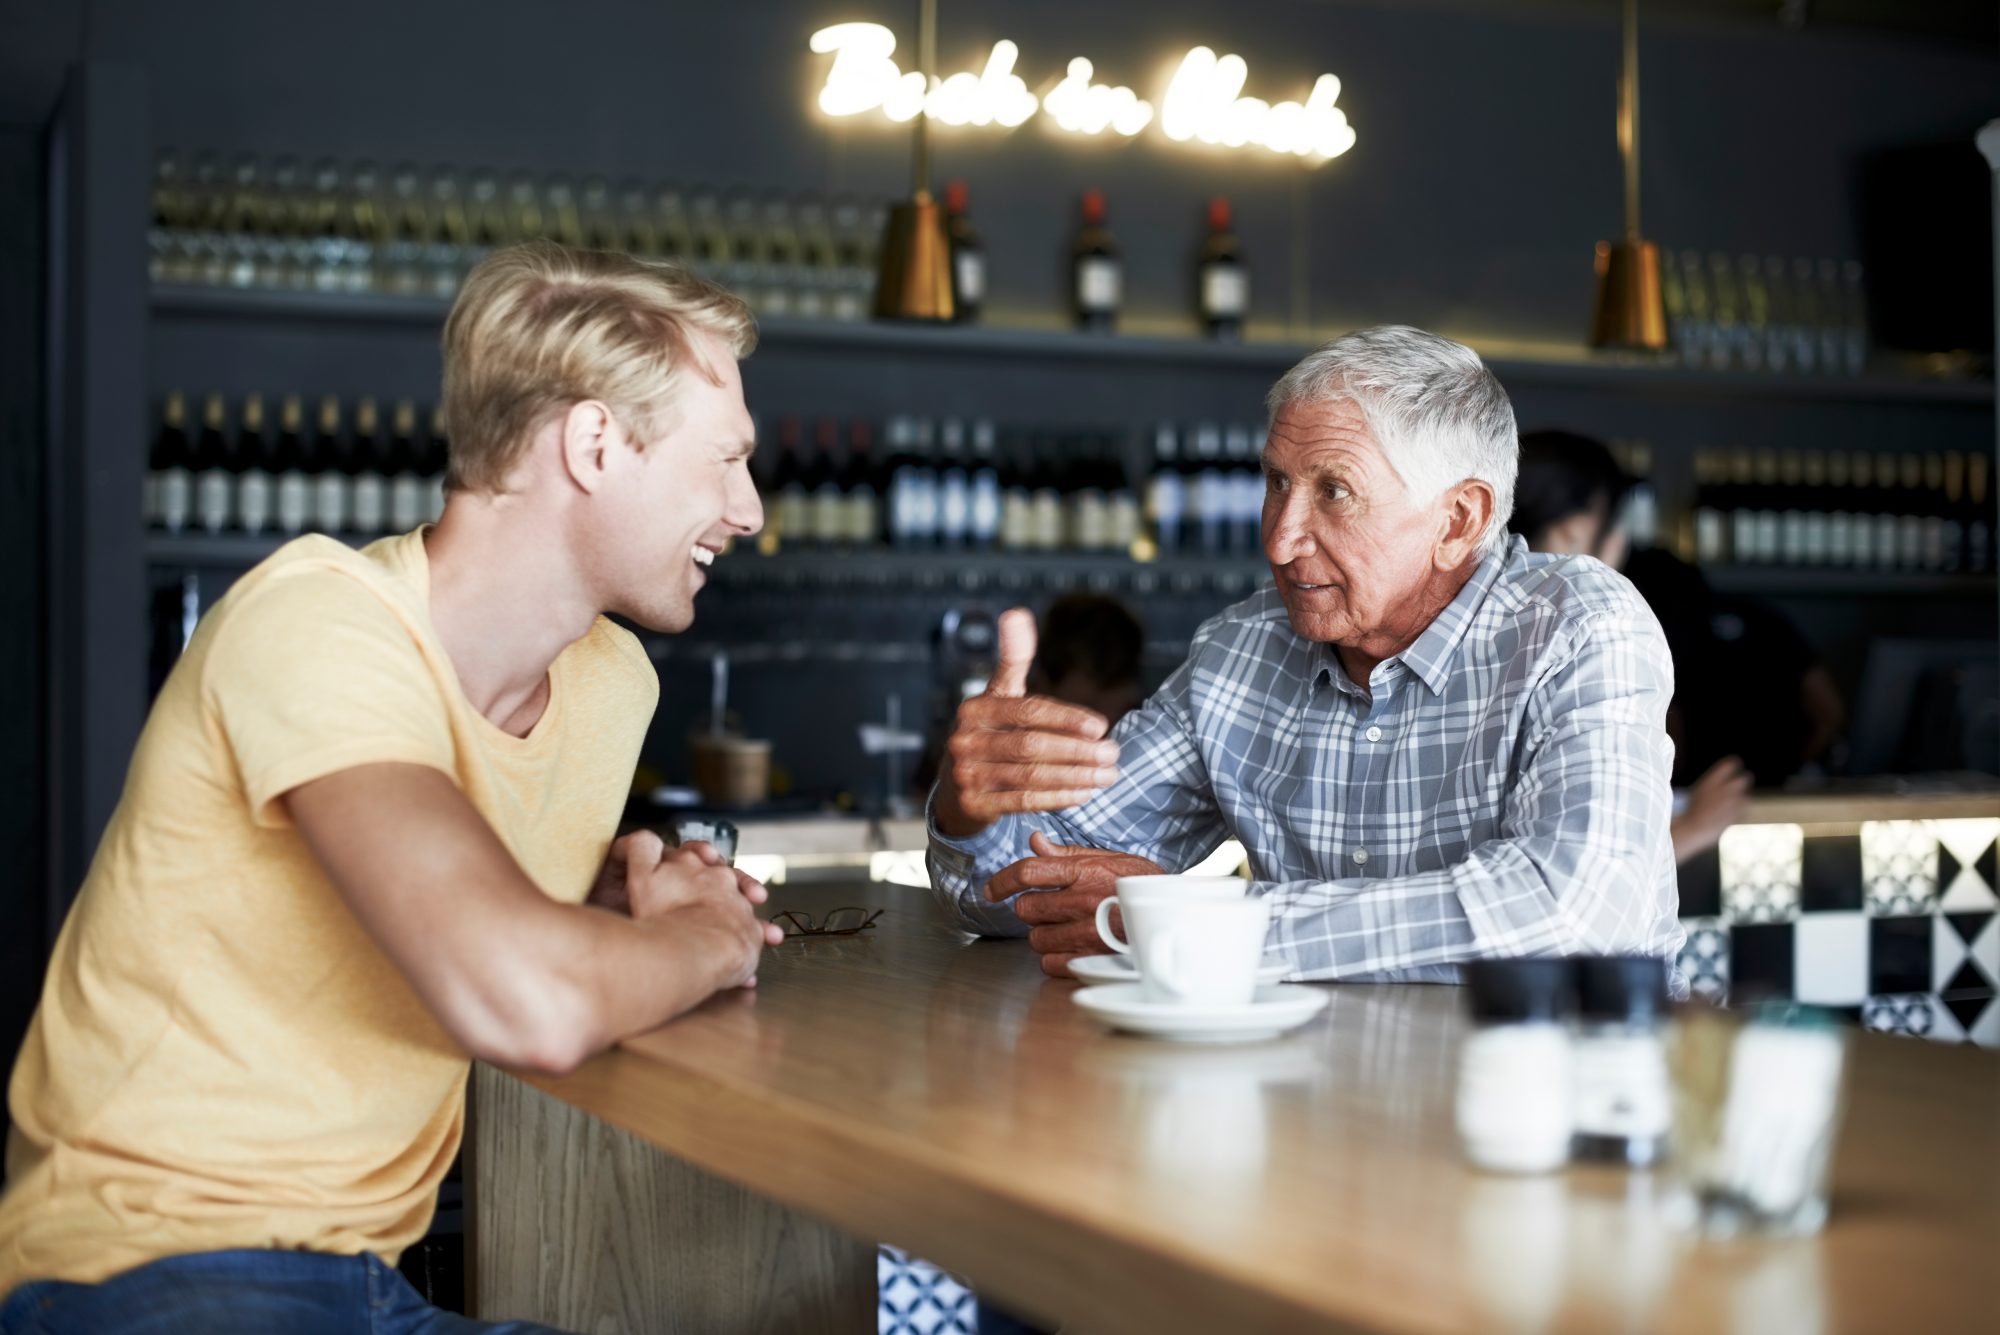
left=808, top=23, right=1357, bottom=162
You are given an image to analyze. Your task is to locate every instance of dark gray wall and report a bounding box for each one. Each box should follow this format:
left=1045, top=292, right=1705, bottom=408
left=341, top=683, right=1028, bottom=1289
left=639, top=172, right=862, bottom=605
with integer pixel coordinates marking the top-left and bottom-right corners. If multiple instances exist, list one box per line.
left=7, top=0, right=1998, bottom=341
left=0, top=124, right=46, bottom=1161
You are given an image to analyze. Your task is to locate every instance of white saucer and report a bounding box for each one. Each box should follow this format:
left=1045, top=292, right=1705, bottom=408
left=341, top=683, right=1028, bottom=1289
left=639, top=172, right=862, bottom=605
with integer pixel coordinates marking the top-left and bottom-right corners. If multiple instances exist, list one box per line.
left=1072, top=984, right=1329, bottom=1042
left=1068, top=954, right=1292, bottom=987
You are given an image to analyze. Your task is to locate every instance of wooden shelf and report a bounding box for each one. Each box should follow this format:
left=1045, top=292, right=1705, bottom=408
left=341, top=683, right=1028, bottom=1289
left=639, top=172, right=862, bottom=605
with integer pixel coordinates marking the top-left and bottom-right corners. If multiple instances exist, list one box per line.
left=151, top=285, right=1995, bottom=406
left=1704, top=567, right=1998, bottom=597
left=144, top=532, right=1275, bottom=594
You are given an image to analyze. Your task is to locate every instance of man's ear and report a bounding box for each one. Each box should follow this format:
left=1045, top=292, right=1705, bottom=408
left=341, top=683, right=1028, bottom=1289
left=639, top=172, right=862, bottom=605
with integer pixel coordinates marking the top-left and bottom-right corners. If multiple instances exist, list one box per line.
left=1435, top=479, right=1497, bottom=569
left=559, top=400, right=618, bottom=495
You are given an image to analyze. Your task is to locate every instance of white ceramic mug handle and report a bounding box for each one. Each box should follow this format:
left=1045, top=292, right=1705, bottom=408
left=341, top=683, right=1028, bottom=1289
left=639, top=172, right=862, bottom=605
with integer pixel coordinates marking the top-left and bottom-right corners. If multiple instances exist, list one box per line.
left=1095, top=896, right=1132, bottom=955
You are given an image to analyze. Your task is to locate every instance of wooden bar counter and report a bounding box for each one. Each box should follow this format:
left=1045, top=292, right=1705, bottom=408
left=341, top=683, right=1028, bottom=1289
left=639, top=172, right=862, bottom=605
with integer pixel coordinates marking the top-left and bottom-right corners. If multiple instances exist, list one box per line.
left=468, top=881, right=2000, bottom=1334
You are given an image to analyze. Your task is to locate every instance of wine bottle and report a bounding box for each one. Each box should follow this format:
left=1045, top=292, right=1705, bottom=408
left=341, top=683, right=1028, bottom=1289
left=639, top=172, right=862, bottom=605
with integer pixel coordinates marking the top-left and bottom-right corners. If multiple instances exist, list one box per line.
left=809, top=418, right=847, bottom=548
left=1066, top=434, right=1110, bottom=552
left=267, top=394, right=309, bottom=536
left=1029, top=430, right=1064, bottom=551
left=1147, top=423, right=1186, bottom=556
left=1193, top=422, right=1228, bottom=555
left=1105, top=432, right=1142, bottom=555
left=843, top=418, right=883, bottom=548
left=1072, top=190, right=1120, bottom=333
left=1778, top=451, right=1805, bottom=566
left=236, top=394, right=274, bottom=536
left=425, top=407, right=450, bottom=522
left=999, top=429, right=1034, bottom=552
left=1198, top=197, right=1248, bottom=341
left=388, top=401, right=427, bottom=533
left=944, top=180, right=984, bottom=324
left=310, top=396, right=347, bottom=534
left=1225, top=424, right=1261, bottom=553
left=150, top=391, right=192, bottom=533
left=1966, top=451, right=1993, bottom=574
left=937, top=419, right=971, bottom=548
left=772, top=416, right=809, bottom=550
left=969, top=418, right=1002, bottom=550
left=349, top=397, right=389, bottom=536
left=191, top=394, right=233, bottom=535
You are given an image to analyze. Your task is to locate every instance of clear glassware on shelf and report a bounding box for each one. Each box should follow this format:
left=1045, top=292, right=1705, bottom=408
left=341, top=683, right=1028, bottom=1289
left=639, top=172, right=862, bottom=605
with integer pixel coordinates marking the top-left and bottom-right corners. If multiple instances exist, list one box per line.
left=616, top=179, right=658, bottom=262
left=1788, top=257, right=1819, bottom=372
left=267, top=155, right=315, bottom=289
left=1734, top=254, right=1768, bottom=372
left=306, top=158, right=347, bottom=292
left=654, top=186, right=693, bottom=267
left=426, top=167, right=470, bottom=297
left=380, top=162, right=428, bottom=295
left=1760, top=256, right=1791, bottom=372
left=687, top=188, right=728, bottom=284
left=1703, top=252, right=1741, bottom=371
left=1674, top=249, right=1711, bottom=368
left=1840, top=260, right=1868, bottom=375
left=148, top=150, right=197, bottom=285
left=1814, top=259, right=1843, bottom=373
left=340, top=160, right=382, bottom=293
left=221, top=154, right=265, bottom=289
left=761, top=194, right=804, bottom=317
left=722, top=190, right=769, bottom=310
left=829, top=196, right=874, bottom=322
left=506, top=171, right=545, bottom=247
left=579, top=175, right=620, bottom=252
left=462, top=168, right=505, bottom=274
left=544, top=175, right=584, bottom=249
left=794, top=196, right=837, bottom=321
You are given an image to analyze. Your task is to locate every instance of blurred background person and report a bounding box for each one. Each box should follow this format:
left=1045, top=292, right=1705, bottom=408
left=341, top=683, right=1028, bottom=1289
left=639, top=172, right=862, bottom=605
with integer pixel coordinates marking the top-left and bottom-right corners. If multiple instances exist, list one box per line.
left=1025, top=593, right=1146, bottom=728
left=1510, top=429, right=1842, bottom=862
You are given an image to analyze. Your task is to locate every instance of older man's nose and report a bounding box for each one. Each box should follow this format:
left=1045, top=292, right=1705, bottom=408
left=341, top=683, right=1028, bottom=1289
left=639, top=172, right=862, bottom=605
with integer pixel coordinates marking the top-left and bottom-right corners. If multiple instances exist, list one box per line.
left=1265, top=498, right=1314, bottom=563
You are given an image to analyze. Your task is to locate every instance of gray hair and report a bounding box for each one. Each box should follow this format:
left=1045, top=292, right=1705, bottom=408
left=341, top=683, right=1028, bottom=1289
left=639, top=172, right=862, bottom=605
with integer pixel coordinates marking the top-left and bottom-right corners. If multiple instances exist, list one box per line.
left=1265, top=325, right=1518, bottom=555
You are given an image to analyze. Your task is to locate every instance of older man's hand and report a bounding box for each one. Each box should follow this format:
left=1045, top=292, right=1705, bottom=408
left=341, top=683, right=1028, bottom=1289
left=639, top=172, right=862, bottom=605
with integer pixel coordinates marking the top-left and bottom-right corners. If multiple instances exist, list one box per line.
left=932, top=608, right=1122, bottom=838
left=986, top=831, right=1165, bottom=977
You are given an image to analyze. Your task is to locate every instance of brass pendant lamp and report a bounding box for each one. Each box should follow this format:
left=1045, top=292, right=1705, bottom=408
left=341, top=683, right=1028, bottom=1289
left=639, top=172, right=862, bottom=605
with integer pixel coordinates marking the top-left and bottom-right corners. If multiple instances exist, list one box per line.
left=1589, top=0, right=1667, bottom=350
left=873, top=0, right=956, bottom=321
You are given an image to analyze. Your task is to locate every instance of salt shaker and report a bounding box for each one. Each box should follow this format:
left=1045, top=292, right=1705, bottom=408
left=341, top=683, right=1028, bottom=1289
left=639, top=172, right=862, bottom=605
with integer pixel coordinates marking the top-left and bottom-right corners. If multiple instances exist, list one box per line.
left=1571, top=955, right=1672, bottom=1167
left=1457, top=959, right=1577, bottom=1175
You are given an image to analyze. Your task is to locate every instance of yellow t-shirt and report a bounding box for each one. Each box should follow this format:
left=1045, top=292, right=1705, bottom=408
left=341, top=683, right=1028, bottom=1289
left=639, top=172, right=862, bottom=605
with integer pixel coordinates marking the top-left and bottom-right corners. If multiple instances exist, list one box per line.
left=0, top=530, right=657, bottom=1292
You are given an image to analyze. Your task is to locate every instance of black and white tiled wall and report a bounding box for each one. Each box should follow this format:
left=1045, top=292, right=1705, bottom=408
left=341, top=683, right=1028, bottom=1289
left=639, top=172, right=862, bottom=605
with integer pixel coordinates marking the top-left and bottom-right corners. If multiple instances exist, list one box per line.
left=1676, top=817, right=2000, bottom=1046
left=878, top=1245, right=978, bottom=1335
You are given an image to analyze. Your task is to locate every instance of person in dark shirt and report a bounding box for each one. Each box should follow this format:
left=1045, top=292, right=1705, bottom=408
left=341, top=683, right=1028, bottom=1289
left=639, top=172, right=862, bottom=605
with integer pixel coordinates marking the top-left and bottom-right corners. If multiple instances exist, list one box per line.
left=1510, top=430, right=1840, bottom=860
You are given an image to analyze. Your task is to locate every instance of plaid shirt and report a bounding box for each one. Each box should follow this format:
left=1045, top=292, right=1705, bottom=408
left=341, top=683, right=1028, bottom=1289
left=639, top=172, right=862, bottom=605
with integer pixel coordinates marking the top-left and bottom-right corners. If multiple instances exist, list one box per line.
left=928, top=538, right=1685, bottom=983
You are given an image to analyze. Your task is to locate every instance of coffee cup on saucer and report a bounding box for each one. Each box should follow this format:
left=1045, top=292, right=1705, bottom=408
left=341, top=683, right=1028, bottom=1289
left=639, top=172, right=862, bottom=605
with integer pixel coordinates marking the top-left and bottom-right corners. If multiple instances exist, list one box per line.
left=1094, top=874, right=1272, bottom=1008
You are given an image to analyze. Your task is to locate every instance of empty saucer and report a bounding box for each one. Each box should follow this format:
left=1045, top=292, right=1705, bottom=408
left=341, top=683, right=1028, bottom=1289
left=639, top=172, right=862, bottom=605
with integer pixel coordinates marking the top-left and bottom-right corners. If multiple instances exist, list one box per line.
left=1072, top=984, right=1329, bottom=1042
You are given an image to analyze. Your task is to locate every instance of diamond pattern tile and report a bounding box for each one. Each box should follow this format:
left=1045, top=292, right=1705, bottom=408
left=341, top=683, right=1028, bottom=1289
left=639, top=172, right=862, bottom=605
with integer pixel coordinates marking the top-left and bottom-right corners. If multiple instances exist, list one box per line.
left=1862, top=820, right=1939, bottom=917
left=1720, top=823, right=1803, bottom=924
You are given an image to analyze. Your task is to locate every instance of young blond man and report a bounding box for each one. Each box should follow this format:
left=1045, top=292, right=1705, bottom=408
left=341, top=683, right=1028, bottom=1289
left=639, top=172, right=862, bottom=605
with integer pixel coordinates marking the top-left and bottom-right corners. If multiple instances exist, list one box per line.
left=0, top=242, right=781, bottom=1334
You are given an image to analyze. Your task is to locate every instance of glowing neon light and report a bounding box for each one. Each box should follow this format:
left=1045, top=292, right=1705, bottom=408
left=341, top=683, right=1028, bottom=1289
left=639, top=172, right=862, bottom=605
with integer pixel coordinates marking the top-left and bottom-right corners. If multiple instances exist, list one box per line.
left=1162, top=47, right=1355, bottom=159
left=807, top=25, right=1357, bottom=161
left=1043, top=58, right=1153, bottom=137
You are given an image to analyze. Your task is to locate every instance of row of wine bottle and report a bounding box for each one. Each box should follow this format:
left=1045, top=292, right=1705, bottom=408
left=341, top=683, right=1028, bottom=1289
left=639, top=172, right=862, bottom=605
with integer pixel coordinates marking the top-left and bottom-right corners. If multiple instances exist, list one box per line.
left=146, top=392, right=447, bottom=537
left=148, top=151, right=1250, bottom=336
left=1690, top=447, right=1993, bottom=572
left=757, top=415, right=1270, bottom=555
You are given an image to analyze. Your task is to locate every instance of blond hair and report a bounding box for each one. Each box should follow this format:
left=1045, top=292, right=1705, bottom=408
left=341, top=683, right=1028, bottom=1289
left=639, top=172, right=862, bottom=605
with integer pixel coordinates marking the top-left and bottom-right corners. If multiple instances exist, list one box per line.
left=440, top=240, right=757, bottom=492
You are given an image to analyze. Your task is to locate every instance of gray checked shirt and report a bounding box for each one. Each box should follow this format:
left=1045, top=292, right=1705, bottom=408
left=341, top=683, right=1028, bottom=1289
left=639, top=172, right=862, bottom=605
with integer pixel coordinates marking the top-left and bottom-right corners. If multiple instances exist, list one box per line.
left=928, top=537, right=1685, bottom=982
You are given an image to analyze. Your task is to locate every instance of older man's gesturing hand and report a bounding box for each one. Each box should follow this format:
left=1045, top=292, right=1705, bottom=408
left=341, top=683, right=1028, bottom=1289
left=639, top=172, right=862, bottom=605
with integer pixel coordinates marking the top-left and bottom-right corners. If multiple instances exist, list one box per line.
left=986, top=831, right=1165, bottom=977
left=931, top=608, right=1122, bottom=838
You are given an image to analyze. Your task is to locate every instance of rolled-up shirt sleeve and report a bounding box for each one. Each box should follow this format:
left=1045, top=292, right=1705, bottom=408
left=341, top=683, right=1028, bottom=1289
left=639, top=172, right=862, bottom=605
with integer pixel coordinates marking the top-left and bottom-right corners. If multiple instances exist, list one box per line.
left=1258, top=601, right=1683, bottom=982
left=926, top=653, right=1233, bottom=936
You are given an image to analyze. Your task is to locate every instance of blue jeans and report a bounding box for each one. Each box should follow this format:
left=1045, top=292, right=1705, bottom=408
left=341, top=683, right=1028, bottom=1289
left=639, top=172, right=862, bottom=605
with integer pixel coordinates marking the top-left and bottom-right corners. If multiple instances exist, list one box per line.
left=0, top=1248, right=570, bottom=1335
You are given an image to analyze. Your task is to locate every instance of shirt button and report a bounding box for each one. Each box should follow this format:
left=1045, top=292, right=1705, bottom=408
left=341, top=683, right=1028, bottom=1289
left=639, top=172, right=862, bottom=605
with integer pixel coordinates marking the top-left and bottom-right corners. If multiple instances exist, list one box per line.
left=1365, top=726, right=1383, bottom=742
left=1352, top=849, right=1369, bottom=865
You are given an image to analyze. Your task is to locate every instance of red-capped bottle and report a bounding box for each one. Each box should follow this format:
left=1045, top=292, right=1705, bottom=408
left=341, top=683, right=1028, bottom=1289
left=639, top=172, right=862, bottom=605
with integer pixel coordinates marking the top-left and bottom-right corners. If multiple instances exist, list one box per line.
left=944, top=179, right=984, bottom=324
left=1072, top=189, right=1120, bottom=333
left=1199, top=196, right=1247, bottom=342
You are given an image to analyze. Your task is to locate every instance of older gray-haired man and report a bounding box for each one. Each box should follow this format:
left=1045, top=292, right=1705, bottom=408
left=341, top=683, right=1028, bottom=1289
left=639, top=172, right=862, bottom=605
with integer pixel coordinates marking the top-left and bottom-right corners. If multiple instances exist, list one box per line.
left=928, top=324, right=1684, bottom=981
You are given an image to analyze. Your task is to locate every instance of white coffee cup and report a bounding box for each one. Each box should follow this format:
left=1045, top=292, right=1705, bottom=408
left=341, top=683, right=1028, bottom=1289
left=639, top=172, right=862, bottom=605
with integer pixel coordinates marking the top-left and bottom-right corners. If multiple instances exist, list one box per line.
left=1094, top=875, right=1272, bottom=1007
